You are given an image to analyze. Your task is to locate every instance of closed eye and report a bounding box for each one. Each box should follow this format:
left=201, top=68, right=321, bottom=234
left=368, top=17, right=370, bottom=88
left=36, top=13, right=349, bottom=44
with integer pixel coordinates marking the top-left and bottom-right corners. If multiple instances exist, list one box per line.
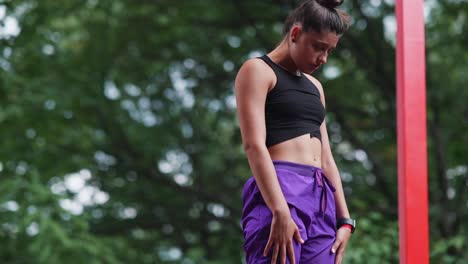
left=313, top=44, right=327, bottom=51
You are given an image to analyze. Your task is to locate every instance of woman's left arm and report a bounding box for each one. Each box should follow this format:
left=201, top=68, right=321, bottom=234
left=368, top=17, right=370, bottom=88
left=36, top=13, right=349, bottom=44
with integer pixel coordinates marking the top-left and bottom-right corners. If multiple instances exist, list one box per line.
left=307, top=75, right=351, bottom=264
left=319, top=109, right=350, bottom=220
left=308, top=75, right=350, bottom=219
left=306, top=75, right=350, bottom=219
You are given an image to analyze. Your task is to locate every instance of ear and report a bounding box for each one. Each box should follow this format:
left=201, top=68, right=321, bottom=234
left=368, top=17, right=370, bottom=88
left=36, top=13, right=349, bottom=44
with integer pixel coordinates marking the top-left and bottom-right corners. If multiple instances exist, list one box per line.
left=290, top=24, right=302, bottom=43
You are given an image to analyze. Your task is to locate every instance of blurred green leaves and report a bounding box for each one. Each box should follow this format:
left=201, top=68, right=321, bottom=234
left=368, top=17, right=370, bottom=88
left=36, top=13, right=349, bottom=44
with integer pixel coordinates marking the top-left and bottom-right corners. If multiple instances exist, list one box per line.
left=0, top=0, right=466, bottom=263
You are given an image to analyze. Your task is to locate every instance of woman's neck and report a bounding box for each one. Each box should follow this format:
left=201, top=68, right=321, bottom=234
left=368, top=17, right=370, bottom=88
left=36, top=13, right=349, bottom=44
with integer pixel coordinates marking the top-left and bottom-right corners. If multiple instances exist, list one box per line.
left=267, top=40, right=301, bottom=76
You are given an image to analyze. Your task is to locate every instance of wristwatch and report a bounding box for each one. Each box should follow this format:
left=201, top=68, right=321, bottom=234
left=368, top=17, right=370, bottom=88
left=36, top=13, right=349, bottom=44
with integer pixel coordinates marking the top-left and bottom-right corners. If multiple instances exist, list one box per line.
left=337, top=218, right=356, bottom=233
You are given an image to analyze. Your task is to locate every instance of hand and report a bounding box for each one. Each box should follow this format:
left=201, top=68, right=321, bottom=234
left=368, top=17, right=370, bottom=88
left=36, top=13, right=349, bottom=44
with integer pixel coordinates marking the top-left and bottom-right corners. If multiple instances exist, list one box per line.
left=263, top=210, right=304, bottom=264
left=331, top=226, right=352, bottom=264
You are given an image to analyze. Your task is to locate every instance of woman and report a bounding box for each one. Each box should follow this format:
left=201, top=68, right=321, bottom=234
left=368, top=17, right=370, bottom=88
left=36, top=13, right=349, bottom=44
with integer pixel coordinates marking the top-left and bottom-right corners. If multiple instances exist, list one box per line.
left=235, top=0, right=355, bottom=263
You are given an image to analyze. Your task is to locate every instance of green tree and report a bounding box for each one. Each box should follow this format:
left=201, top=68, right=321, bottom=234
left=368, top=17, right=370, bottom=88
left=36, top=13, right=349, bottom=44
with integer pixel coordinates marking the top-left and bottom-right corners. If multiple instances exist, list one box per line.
left=0, top=0, right=466, bottom=263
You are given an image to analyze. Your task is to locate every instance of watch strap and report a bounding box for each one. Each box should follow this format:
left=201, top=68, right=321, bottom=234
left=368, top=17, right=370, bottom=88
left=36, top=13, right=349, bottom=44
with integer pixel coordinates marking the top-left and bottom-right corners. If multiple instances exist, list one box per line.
left=337, top=218, right=356, bottom=233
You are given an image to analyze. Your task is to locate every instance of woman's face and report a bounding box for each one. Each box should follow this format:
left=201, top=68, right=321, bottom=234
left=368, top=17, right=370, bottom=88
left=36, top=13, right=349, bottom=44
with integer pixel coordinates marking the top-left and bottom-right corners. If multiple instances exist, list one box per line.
left=289, top=26, right=340, bottom=74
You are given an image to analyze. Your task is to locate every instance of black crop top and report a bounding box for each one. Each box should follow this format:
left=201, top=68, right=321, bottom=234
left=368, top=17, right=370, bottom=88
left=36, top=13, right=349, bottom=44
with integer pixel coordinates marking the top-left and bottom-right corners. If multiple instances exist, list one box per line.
left=259, top=55, right=326, bottom=148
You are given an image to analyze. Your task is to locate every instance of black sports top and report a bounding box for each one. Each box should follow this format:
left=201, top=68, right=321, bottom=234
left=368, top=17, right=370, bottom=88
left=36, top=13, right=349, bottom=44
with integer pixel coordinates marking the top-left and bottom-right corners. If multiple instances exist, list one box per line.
left=259, top=55, right=325, bottom=148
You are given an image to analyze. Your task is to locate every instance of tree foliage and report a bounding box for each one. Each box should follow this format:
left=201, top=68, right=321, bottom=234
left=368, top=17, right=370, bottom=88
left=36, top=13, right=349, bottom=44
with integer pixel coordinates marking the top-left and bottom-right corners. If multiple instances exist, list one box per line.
left=0, top=0, right=466, bottom=263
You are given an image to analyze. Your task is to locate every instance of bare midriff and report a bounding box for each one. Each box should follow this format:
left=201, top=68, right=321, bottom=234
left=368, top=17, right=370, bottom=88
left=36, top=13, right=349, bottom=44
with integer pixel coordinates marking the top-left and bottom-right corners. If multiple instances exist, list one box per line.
left=267, top=133, right=322, bottom=168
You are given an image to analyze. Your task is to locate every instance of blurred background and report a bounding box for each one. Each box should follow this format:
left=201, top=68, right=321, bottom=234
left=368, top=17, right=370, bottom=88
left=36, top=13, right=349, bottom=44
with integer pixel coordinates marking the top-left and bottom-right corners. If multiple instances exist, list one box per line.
left=0, top=0, right=466, bottom=263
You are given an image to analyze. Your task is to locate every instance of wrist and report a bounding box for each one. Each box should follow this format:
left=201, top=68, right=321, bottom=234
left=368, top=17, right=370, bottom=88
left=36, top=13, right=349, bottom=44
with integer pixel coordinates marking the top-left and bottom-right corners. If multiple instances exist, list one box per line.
left=337, top=217, right=356, bottom=233
left=339, top=224, right=353, bottom=231
left=271, top=205, right=290, bottom=217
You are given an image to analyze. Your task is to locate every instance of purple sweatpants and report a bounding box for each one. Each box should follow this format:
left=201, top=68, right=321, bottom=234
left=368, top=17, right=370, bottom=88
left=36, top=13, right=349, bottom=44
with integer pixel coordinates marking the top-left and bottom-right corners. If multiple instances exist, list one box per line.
left=241, top=160, right=337, bottom=264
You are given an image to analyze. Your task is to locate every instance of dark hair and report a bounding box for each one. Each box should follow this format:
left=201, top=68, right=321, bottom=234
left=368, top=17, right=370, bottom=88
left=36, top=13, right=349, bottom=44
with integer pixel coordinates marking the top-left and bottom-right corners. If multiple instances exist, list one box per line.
left=283, top=0, right=350, bottom=36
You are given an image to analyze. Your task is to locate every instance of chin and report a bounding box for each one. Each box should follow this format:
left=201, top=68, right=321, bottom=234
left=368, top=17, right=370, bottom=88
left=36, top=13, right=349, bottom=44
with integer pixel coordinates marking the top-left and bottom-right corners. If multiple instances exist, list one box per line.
left=308, top=67, right=318, bottom=74
left=300, top=67, right=313, bottom=74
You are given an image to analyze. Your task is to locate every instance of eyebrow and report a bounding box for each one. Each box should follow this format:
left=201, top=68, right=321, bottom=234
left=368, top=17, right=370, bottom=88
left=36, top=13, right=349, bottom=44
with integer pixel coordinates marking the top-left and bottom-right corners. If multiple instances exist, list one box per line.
left=315, top=40, right=336, bottom=49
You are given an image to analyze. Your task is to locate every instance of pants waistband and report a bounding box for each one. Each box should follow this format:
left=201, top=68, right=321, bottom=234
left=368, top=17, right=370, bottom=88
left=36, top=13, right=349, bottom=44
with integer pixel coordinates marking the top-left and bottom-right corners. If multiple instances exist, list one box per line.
left=272, top=159, right=323, bottom=176
left=272, top=159, right=336, bottom=216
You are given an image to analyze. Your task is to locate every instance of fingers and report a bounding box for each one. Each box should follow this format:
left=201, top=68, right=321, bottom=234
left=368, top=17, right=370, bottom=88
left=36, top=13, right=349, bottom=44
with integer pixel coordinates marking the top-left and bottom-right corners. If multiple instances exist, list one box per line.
left=335, top=251, right=344, bottom=264
left=331, top=237, right=341, bottom=254
left=332, top=236, right=349, bottom=264
left=264, top=219, right=303, bottom=263
left=293, top=227, right=304, bottom=244
left=334, top=245, right=346, bottom=264
left=280, top=244, right=286, bottom=264
left=287, top=240, right=296, bottom=264
left=263, top=237, right=272, bottom=257
left=265, top=240, right=298, bottom=264
left=271, top=244, right=279, bottom=264
left=332, top=227, right=351, bottom=264
left=331, top=239, right=342, bottom=264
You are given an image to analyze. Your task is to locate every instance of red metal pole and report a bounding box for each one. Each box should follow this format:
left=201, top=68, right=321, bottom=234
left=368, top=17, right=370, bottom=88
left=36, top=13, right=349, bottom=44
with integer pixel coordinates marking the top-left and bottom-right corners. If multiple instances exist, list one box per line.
left=396, top=0, right=429, bottom=263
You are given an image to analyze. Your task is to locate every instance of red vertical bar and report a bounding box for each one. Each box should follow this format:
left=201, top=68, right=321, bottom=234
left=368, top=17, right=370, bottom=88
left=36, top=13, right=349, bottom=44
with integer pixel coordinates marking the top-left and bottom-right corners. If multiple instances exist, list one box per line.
left=396, top=0, right=429, bottom=263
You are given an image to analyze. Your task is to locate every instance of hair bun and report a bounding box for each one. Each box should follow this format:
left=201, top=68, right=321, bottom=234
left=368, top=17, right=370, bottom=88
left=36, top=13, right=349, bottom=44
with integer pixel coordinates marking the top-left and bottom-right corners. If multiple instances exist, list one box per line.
left=316, top=0, right=344, bottom=9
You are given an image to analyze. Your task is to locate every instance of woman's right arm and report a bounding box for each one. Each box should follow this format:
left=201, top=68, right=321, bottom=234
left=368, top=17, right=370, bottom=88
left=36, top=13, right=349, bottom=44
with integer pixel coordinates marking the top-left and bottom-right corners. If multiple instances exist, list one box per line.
left=235, top=58, right=289, bottom=218
left=235, top=59, right=303, bottom=264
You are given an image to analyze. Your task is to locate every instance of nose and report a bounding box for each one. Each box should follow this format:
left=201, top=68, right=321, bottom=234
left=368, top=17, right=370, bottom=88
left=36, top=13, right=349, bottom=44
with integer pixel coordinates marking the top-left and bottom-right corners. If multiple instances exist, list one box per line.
left=318, top=53, right=328, bottom=64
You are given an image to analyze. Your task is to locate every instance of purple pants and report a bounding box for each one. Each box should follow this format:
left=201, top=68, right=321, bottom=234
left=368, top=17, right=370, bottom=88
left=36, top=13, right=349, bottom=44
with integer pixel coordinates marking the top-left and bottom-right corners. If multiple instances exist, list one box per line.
left=241, top=160, right=337, bottom=264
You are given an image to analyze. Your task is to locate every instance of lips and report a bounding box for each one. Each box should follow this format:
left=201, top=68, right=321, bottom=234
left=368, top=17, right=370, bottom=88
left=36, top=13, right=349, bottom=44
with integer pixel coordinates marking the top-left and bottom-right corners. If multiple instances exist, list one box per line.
left=310, top=64, right=319, bottom=71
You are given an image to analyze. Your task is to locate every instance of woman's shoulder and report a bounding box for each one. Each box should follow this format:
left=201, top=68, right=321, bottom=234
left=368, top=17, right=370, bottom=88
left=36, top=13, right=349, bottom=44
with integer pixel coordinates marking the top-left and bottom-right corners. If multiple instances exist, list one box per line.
left=303, top=73, right=325, bottom=96
left=236, top=57, right=276, bottom=88
left=303, top=73, right=326, bottom=107
left=238, top=57, right=274, bottom=75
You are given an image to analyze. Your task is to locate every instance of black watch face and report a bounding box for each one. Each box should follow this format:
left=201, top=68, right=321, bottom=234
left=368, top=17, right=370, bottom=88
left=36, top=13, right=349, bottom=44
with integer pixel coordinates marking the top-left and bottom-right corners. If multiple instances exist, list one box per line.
left=337, top=218, right=356, bottom=232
